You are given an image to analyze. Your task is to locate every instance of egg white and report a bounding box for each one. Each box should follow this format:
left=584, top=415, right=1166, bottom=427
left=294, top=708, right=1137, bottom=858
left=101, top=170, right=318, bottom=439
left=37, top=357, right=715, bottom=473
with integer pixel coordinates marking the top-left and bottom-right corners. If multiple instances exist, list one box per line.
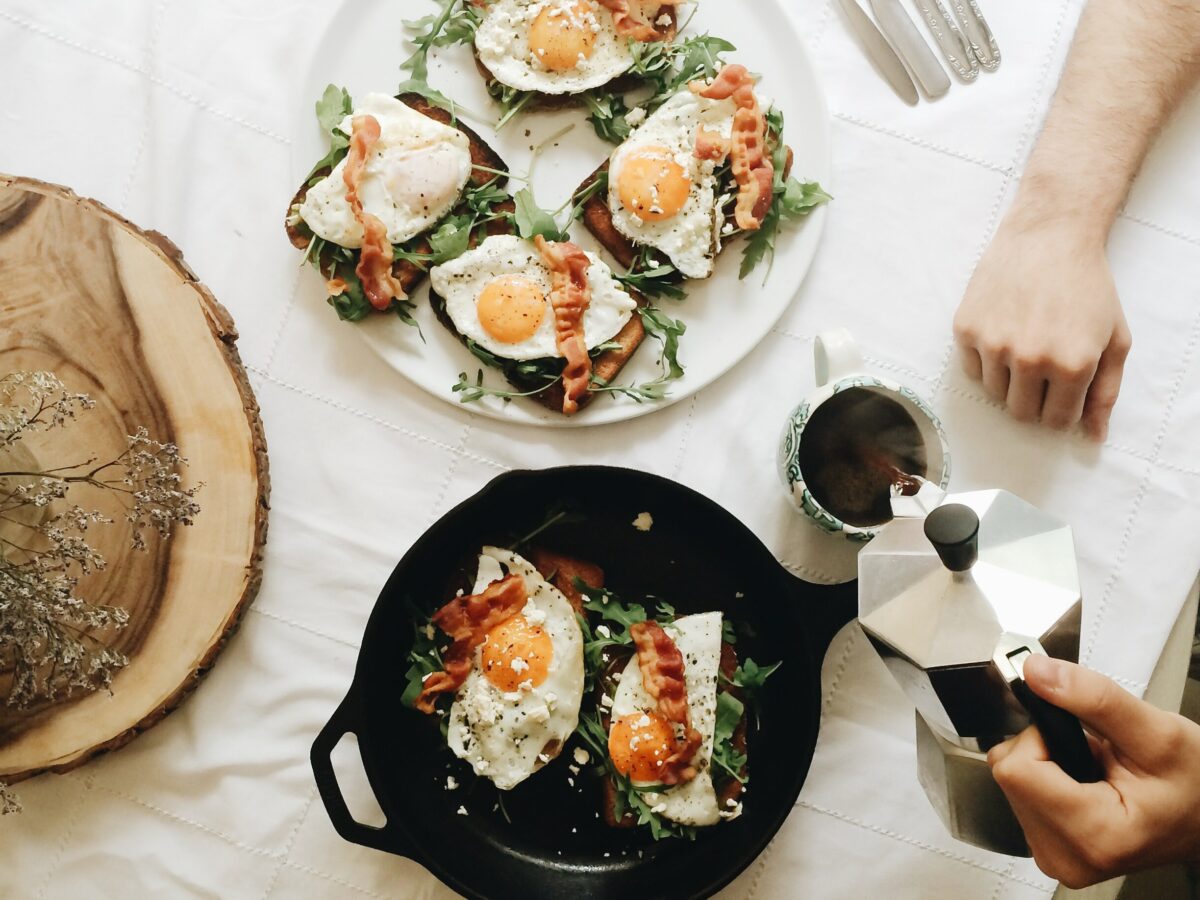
left=430, top=234, right=638, bottom=361
left=609, top=611, right=724, bottom=826
left=446, top=547, right=585, bottom=791
left=608, top=89, right=739, bottom=279
left=476, top=0, right=634, bottom=95
left=298, top=93, right=473, bottom=249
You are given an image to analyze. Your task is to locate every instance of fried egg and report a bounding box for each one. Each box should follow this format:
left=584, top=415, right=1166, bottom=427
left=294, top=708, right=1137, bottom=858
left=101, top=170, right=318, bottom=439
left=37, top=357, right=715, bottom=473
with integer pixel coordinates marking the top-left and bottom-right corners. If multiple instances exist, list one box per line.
left=298, top=93, right=473, bottom=248
left=431, top=234, right=637, bottom=361
left=608, top=88, right=739, bottom=279
left=475, top=0, right=635, bottom=95
left=447, top=547, right=585, bottom=790
left=607, top=612, right=724, bottom=825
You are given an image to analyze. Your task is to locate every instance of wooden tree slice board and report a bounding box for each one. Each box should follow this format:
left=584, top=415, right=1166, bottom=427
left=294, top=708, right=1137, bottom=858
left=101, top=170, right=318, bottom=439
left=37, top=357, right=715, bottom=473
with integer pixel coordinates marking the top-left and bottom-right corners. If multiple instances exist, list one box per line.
left=0, top=175, right=269, bottom=782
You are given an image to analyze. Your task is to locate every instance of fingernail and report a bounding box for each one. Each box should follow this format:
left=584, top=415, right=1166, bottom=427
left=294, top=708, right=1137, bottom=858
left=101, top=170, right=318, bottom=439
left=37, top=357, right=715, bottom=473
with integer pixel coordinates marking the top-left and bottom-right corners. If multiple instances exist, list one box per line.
left=1023, top=654, right=1063, bottom=692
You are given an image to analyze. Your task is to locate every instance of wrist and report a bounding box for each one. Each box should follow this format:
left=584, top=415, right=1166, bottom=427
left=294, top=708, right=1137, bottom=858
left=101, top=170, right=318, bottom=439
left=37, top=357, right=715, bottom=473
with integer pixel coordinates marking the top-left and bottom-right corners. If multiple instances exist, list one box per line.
left=1005, top=175, right=1113, bottom=251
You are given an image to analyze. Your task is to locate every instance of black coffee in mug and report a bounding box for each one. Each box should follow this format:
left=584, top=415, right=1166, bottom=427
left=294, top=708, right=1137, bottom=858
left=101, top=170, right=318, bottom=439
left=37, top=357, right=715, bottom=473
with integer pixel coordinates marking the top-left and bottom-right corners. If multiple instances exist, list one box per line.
left=798, top=387, right=928, bottom=528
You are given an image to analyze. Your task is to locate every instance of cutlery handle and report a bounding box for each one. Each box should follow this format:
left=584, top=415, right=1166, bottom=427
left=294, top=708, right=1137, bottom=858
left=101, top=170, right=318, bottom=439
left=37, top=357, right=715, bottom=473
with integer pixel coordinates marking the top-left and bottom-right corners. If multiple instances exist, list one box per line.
left=952, top=0, right=1001, bottom=71
left=913, top=0, right=978, bottom=81
left=872, top=0, right=952, bottom=99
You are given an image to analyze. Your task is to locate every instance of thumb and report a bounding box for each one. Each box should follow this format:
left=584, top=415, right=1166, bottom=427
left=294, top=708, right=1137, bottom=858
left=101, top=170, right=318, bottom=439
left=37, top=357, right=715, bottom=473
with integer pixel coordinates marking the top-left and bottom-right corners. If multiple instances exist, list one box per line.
left=1022, top=655, right=1170, bottom=768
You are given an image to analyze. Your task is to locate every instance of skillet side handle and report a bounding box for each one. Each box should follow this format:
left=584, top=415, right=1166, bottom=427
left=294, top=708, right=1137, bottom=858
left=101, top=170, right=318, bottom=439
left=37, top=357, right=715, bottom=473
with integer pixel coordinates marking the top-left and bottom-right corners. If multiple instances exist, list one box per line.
left=788, top=575, right=859, bottom=661
left=310, top=691, right=413, bottom=857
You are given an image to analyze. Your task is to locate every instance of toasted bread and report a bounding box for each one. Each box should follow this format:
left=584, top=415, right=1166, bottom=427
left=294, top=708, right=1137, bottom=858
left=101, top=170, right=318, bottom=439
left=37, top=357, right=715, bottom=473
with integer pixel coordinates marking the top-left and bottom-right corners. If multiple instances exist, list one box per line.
left=575, top=145, right=795, bottom=278
left=428, top=243, right=648, bottom=416
left=284, top=93, right=508, bottom=297
left=470, top=6, right=678, bottom=111
left=529, top=548, right=605, bottom=613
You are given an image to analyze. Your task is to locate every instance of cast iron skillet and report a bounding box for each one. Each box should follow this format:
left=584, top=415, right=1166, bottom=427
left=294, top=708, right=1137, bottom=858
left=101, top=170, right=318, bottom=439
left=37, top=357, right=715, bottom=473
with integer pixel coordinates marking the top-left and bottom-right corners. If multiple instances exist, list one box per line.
left=312, top=466, right=856, bottom=900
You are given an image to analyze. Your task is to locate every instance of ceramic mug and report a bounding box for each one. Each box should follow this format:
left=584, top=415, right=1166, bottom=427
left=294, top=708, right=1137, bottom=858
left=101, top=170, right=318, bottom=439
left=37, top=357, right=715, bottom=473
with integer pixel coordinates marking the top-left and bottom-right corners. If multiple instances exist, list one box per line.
left=777, top=329, right=951, bottom=541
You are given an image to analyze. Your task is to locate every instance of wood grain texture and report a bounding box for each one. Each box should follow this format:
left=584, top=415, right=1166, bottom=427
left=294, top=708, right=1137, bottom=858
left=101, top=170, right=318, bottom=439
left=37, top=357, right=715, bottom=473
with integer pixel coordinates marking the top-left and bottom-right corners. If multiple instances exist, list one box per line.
left=0, top=174, right=269, bottom=782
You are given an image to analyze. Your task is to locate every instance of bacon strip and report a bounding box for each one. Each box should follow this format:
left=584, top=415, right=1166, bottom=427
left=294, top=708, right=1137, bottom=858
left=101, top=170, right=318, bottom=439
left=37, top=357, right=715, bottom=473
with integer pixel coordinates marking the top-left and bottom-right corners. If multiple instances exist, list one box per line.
left=343, top=114, right=407, bottom=310
left=534, top=236, right=592, bottom=415
left=596, top=0, right=678, bottom=42
left=691, top=64, right=774, bottom=231
left=694, top=126, right=730, bottom=163
left=414, top=574, right=527, bottom=713
left=630, top=620, right=703, bottom=785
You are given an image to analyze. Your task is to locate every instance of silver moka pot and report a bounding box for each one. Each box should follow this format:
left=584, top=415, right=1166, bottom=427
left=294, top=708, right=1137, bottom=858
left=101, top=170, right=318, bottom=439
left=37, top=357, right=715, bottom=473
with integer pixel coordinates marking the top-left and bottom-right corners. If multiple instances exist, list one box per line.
left=858, top=488, right=1103, bottom=856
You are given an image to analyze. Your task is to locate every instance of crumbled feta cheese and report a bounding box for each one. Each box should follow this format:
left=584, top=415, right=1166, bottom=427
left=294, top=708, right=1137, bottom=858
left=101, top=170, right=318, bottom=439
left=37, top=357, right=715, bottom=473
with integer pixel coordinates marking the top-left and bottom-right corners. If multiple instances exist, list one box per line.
left=656, top=13, right=672, bottom=26
left=545, top=692, right=558, bottom=709
left=735, top=591, right=745, bottom=599
left=424, top=624, right=436, bottom=640
left=446, top=776, right=458, bottom=791
left=517, top=678, right=534, bottom=692
left=568, top=777, right=575, bottom=786
left=625, top=106, right=647, bottom=127
left=510, top=656, right=530, bottom=674
left=524, top=605, right=547, bottom=626
left=569, top=764, right=580, bottom=775
left=573, top=747, right=590, bottom=765
left=650, top=803, right=667, bottom=814
left=527, top=703, right=550, bottom=723
left=538, top=752, right=552, bottom=763
left=455, top=588, right=465, bottom=597
left=726, top=798, right=738, bottom=807
left=595, top=624, right=611, bottom=639
left=632, top=512, right=654, bottom=532
left=457, top=805, right=469, bottom=816
left=600, top=693, right=614, bottom=708
left=635, top=713, right=652, bottom=728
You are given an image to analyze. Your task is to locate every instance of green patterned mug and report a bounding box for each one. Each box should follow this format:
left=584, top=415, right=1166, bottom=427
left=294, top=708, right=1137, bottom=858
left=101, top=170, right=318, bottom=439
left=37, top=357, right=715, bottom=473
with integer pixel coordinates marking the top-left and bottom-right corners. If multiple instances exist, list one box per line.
left=777, top=329, right=951, bottom=542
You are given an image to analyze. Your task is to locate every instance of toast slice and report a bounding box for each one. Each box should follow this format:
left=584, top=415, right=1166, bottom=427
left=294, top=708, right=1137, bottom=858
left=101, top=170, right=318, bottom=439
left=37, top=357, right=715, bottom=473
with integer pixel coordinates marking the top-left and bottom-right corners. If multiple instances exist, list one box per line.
left=574, top=146, right=795, bottom=278
left=471, top=6, right=678, bottom=111
left=284, top=93, right=508, bottom=300
left=428, top=241, right=648, bottom=416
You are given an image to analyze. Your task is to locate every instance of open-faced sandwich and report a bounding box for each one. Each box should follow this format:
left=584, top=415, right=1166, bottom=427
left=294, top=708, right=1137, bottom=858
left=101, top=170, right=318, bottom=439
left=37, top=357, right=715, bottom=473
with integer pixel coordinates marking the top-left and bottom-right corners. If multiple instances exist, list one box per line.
left=472, top=0, right=678, bottom=117
left=430, top=232, right=659, bottom=415
left=407, top=546, right=587, bottom=789
left=575, top=62, right=830, bottom=294
left=285, top=88, right=511, bottom=323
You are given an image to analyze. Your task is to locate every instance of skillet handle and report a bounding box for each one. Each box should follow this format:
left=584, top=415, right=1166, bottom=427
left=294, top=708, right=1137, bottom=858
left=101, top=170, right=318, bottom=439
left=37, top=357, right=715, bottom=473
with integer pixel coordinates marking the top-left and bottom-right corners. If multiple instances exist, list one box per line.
left=310, top=689, right=414, bottom=856
left=787, top=575, right=859, bottom=662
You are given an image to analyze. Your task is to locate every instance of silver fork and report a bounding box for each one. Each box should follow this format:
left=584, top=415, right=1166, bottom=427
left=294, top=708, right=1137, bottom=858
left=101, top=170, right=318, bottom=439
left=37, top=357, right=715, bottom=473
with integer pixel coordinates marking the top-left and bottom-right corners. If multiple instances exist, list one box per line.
left=914, top=0, right=1000, bottom=77
left=952, top=0, right=1001, bottom=71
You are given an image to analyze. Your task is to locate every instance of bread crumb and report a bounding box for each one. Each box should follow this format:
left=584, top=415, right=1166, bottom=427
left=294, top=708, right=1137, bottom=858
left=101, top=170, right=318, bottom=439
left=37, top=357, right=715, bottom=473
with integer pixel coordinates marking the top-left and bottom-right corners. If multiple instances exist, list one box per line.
left=632, top=512, right=654, bottom=532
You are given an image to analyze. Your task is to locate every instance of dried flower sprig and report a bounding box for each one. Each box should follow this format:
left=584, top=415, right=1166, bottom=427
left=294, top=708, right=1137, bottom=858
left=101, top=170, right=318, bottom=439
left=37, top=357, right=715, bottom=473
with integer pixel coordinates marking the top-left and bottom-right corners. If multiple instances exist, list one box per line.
left=0, top=372, right=202, bottom=813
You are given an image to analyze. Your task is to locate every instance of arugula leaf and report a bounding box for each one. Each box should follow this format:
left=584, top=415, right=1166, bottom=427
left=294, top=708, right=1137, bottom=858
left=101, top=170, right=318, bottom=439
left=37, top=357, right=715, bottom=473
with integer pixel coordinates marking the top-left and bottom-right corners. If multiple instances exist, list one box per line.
left=589, top=305, right=686, bottom=402
left=722, top=617, right=738, bottom=646
left=731, top=657, right=781, bottom=694
left=575, top=578, right=648, bottom=642
left=513, top=188, right=567, bottom=242
left=583, top=92, right=633, bottom=144
left=306, top=84, right=353, bottom=180
left=489, top=81, right=537, bottom=130
left=452, top=369, right=561, bottom=404
left=427, top=215, right=474, bottom=263
left=654, top=599, right=676, bottom=622
left=399, top=606, right=445, bottom=709
left=738, top=106, right=830, bottom=281
left=398, top=0, right=478, bottom=111
left=710, top=691, right=748, bottom=783
left=615, top=244, right=688, bottom=301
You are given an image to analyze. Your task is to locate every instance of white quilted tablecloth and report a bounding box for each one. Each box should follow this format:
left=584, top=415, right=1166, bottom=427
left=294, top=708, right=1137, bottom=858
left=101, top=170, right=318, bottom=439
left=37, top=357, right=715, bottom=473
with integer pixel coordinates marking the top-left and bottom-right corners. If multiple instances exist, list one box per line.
left=3, top=1, right=1200, bottom=898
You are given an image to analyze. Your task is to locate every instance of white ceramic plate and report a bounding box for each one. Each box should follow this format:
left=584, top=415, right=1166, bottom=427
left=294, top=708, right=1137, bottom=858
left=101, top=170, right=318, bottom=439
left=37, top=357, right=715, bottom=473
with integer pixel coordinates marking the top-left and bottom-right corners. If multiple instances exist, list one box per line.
left=296, top=0, right=830, bottom=427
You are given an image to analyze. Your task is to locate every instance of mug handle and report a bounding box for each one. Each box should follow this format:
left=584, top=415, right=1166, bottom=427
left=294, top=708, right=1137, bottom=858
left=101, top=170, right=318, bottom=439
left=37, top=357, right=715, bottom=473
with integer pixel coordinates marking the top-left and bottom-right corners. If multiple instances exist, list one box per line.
left=814, top=329, right=866, bottom=387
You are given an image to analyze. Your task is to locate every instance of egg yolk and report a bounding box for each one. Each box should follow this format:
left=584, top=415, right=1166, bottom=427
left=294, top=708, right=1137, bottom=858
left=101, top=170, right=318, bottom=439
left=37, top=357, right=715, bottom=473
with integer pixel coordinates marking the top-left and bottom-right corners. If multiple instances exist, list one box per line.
left=529, top=0, right=598, bottom=72
left=608, top=711, right=676, bottom=783
left=477, top=275, right=547, bottom=344
left=481, top=614, right=553, bottom=691
left=617, top=147, right=691, bottom=222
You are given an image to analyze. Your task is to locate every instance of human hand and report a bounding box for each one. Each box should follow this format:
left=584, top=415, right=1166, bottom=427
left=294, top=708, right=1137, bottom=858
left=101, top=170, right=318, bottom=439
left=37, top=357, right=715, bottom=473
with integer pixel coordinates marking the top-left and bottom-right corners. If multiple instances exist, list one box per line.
left=988, top=655, right=1200, bottom=888
left=953, top=211, right=1132, bottom=441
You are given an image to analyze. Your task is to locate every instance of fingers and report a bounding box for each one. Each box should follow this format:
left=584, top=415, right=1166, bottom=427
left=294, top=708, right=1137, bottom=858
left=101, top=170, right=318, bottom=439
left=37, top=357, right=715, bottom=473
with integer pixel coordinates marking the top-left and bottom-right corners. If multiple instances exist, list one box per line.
left=1082, top=325, right=1132, bottom=442
left=1042, top=357, right=1097, bottom=430
left=1022, top=655, right=1178, bottom=769
left=1006, top=366, right=1048, bottom=423
left=980, top=354, right=1011, bottom=404
left=958, top=344, right=983, bottom=381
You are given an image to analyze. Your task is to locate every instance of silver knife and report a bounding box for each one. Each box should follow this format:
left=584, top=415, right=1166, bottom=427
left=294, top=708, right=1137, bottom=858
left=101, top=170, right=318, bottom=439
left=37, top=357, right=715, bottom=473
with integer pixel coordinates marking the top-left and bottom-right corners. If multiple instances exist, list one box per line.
left=835, top=0, right=919, bottom=106
left=913, top=0, right=978, bottom=82
left=952, top=0, right=1001, bottom=71
left=870, top=0, right=951, bottom=99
